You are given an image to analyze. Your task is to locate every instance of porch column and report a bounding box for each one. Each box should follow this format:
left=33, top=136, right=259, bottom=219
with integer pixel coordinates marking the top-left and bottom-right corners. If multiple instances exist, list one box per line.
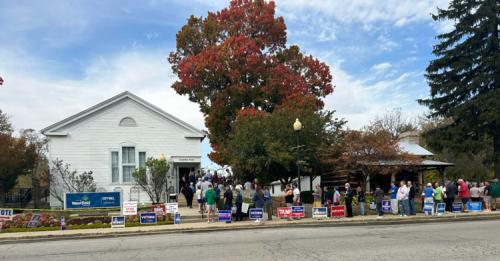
left=418, top=171, right=423, bottom=188
left=365, top=175, right=371, bottom=192
left=391, top=173, right=396, bottom=183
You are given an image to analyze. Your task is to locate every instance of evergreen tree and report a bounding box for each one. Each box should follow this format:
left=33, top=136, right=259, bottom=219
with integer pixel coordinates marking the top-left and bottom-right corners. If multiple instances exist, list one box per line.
left=419, top=0, right=500, bottom=178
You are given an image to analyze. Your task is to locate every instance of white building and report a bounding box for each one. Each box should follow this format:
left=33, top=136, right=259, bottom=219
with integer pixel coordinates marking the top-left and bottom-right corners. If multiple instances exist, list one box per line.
left=42, top=91, right=205, bottom=207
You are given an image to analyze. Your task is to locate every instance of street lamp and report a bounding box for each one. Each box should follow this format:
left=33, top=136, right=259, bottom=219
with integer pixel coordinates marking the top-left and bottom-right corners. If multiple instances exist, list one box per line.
left=293, top=118, right=302, bottom=191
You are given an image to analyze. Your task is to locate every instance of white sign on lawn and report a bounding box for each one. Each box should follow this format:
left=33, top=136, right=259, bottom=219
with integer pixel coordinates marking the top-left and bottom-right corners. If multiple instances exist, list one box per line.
left=166, top=203, right=179, bottom=214
left=122, top=201, right=138, bottom=216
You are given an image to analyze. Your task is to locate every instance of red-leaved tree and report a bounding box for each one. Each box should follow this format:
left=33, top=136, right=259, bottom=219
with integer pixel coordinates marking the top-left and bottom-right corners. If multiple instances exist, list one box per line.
left=169, top=0, right=333, bottom=165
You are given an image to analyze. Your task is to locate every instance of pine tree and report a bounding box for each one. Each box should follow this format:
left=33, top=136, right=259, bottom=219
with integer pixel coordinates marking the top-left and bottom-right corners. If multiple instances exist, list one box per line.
left=419, top=0, right=500, bottom=179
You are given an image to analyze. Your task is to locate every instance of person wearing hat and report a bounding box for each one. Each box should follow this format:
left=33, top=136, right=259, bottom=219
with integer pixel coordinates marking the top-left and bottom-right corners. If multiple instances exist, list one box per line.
left=422, top=183, right=434, bottom=215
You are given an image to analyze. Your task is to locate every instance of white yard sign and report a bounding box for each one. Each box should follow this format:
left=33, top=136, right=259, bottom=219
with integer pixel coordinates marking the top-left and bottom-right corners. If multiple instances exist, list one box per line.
left=122, top=201, right=138, bottom=216
left=165, top=203, right=179, bottom=214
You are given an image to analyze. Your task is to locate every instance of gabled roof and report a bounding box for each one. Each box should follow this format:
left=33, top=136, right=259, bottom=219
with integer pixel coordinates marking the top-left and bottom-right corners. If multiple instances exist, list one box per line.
left=398, top=140, right=433, bottom=156
left=41, top=91, right=206, bottom=139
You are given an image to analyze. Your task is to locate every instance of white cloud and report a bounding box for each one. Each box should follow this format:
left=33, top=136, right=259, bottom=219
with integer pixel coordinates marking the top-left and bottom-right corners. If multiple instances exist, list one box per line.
left=371, top=62, right=392, bottom=75
left=278, top=0, right=450, bottom=26
left=0, top=48, right=204, bottom=132
left=325, top=63, right=426, bottom=129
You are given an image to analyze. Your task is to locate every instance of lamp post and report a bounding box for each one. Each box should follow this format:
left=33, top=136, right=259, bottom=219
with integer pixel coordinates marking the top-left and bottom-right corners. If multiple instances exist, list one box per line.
left=293, top=118, right=302, bottom=191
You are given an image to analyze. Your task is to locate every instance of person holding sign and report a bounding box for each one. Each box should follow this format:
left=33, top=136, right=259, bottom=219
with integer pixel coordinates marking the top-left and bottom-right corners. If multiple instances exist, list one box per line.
left=434, top=182, right=444, bottom=211
left=344, top=183, right=354, bottom=218
left=374, top=186, right=384, bottom=218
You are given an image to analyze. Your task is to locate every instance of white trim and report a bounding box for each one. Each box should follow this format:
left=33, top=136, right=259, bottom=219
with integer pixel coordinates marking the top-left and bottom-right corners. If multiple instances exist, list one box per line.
left=41, top=91, right=206, bottom=139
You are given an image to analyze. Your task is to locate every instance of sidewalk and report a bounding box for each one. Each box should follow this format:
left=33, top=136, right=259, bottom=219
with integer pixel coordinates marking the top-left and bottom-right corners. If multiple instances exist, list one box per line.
left=1, top=211, right=499, bottom=243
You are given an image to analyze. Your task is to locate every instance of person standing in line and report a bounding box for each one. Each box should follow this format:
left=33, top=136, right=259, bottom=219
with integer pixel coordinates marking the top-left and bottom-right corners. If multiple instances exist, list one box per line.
left=484, top=181, right=492, bottom=212
left=470, top=183, right=480, bottom=202
left=205, top=184, right=217, bottom=223
left=313, top=184, right=323, bottom=208
left=422, top=183, right=435, bottom=215
left=345, top=183, right=354, bottom=218
left=264, top=187, right=273, bottom=221
left=214, top=182, right=221, bottom=210
left=389, top=182, right=399, bottom=215
left=196, top=185, right=203, bottom=213
left=235, top=186, right=243, bottom=221
left=445, top=180, right=457, bottom=213
left=479, top=182, right=486, bottom=209
left=181, top=183, right=194, bottom=208
left=357, top=187, right=366, bottom=216
left=434, top=182, right=444, bottom=212
left=284, top=184, right=294, bottom=221
left=407, top=181, right=416, bottom=215
left=397, top=181, right=409, bottom=217
left=292, top=184, right=301, bottom=206
left=223, top=185, right=233, bottom=211
left=252, top=187, right=265, bottom=222
left=374, top=186, right=384, bottom=218
left=322, top=186, right=330, bottom=207
left=458, top=179, right=470, bottom=207
left=333, top=187, right=341, bottom=205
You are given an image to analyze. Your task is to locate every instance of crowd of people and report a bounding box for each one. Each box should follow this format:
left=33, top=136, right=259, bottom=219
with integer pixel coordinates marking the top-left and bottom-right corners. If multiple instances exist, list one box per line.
left=180, top=170, right=499, bottom=221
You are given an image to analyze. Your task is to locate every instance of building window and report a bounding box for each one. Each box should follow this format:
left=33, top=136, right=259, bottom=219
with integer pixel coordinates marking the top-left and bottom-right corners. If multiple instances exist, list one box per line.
left=122, top=147, right=135, bottom=182
left=139, top=152, right=146, bottom=168
left=119, top=117, right=137, bottom=127
left=111, top=151, right=119, bottom=183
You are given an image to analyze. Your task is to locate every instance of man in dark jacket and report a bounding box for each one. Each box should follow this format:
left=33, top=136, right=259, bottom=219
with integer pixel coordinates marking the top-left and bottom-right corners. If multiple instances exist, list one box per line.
left=445, top=180, right=457, bottom=212
left=374, top=185, right=384, bottom=217
left=344, top=183, right=354, bottom=217
left=408, top=181, right=416, bottom=215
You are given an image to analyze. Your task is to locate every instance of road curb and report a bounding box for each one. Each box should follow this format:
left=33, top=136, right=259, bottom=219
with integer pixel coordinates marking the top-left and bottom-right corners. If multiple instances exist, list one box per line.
left=1, top=213, right=499, bottom=244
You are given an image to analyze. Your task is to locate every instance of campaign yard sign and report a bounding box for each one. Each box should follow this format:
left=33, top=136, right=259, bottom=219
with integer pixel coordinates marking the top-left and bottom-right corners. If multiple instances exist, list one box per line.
left=218, top=210, right=232, bottom=222
left=122, top=201, right=138, bottom=216
left=111, top=216, right=125, bottom=228
left=291, top=206, right=305, bottom=218
left=423, top=202, right=434, bottom=215
left=174, top=212, right=181, bottom=225
left=27, top=214, right=41, bottom=228
left=277, top=207, right=292, bottom=219
left=436, top=203, right=446, bottom=215
left=331, top=205, right=345, bottom=218
left=165, top=203, right=179, bottom=214
left=151, top=204, right=166, bottom=215
left=452, top=202, right=463, bottom=213
left=65, top=192, right=120, bottom=209
left=467, top=201, right=482, bottom=212
left=381, top=200, right=391, bottom=213
left=248, top=208, right=264, bottom=220
left=140, top=212, right=157, bottom=224
left=312, top=207, right=328, bottom=219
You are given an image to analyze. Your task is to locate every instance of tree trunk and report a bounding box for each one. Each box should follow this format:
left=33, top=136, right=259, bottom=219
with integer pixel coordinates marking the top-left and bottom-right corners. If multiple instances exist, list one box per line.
left=365, top=174, right=371, bottom=192
left=494, top=131, right=500, bottom=180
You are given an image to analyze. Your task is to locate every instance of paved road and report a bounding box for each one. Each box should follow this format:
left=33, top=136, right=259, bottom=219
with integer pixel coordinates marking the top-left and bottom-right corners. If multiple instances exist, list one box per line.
left=2, top=220, right=500, bottom=261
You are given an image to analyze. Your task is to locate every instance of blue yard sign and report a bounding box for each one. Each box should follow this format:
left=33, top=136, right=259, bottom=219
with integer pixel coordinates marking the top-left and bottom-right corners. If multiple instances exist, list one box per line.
left=436, top=203, right=446, bottom=215
left=452, top=202, right=463, bottom=213
left=218, top=210, right=232, bottom=222
left=65, top=192, right=121, bottom=209
left=248, top=208, right=264, bottom=220
left=174, top=212, right=181, bottom=225
left=423, top=202, right=434, bottom=215
left=111, top=216, right=126, bottom=228
left=312, top=207, right=328, bottom=219
left=381, top=200, right=391, bottom=213
left=140, top=212, right=157, bottom=224
left=466, top=201, right=482, bottom=212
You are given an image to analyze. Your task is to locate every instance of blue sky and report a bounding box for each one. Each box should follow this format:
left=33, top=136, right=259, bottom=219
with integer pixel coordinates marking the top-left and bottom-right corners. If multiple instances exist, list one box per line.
left=0, top=0, right=453, bottom=169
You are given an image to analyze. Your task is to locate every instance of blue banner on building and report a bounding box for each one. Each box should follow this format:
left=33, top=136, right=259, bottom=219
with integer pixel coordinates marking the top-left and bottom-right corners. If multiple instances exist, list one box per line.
left=249, top=208, right=264, bottom=220
left=65, top=192, right=121, bottom=209
left=140, top=212, right=157, bottom=224
left=466, top=201, right=482, bottom=212
left=218, top=210, right=232, bottom=222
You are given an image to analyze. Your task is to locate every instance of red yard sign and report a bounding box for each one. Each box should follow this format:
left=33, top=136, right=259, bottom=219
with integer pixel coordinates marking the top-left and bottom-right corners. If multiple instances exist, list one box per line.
left=331, top=205, right=345, bottom=218
left=151, top=204, right=166, bottom=215
left=277, top=207, right=292, bottom=218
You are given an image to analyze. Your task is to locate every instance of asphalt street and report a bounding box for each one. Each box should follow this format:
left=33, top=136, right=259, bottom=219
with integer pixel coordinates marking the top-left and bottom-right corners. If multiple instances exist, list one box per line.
left=2, top=219, right=500, bottom=261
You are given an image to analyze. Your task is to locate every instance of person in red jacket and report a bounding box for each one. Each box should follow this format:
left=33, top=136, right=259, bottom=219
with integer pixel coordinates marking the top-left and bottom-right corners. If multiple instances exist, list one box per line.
left=458, top=179, right=470, bottom=206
